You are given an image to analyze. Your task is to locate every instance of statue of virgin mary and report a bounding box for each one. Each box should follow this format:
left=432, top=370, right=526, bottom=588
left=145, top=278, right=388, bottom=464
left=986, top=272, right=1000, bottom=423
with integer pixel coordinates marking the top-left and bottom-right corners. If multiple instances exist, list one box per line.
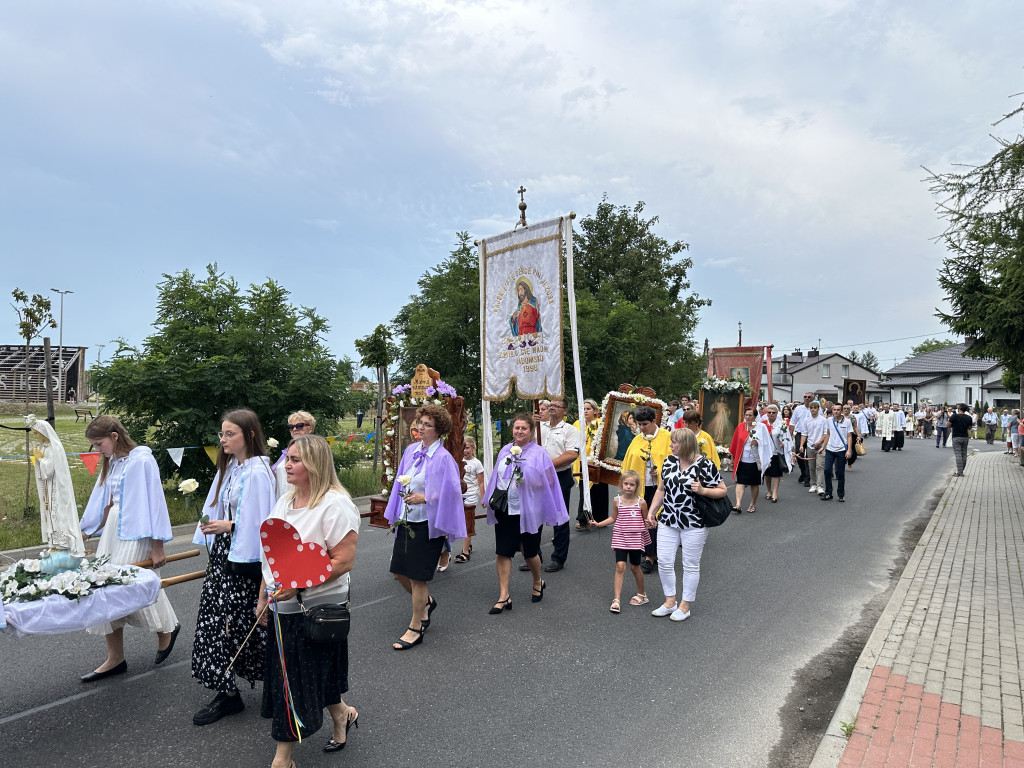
left=28, top=416, right=86, bottom=556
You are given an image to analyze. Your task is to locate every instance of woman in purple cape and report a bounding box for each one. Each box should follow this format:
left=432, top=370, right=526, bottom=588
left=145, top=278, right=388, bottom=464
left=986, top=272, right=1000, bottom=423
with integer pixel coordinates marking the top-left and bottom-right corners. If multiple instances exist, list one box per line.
left=383, top=403, right=467, bottom=650
left=482, top=413, right=569, bottom=614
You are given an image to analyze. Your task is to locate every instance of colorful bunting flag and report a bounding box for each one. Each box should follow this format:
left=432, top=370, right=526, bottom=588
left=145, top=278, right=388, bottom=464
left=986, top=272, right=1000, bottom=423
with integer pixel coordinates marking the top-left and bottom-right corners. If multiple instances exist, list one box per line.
left=346, top=434, right=358, bottom=445
left=325, top=436, right=336, bottom=446
left=204, top=446, right=219, bottom=465
left=80, top=452, right=100, bottom=476
left=365, top=433, right=375, bottom=442
left=166, top=447, right=185, bottom=467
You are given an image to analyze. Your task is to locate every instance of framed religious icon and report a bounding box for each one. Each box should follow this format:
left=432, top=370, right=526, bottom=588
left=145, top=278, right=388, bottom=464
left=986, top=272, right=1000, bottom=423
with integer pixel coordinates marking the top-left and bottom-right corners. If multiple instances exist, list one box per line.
left=728, top=366, right=751, bottom=385
left=700, top=390, right=743, bottom=447
left=843, top=379, right=867, bottom=405
left=590, top=389, right=669, bottom=481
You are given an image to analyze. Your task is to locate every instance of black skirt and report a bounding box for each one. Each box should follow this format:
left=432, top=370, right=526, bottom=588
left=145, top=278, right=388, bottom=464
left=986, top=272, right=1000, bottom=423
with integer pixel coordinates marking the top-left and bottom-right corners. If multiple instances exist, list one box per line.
left=389, top=521, right=446, bottom=582
left=735, top=460, right=762, bottom=486
left=763, top=454, right=787, bottom=478
left=261, top=611, right=348, bottom=743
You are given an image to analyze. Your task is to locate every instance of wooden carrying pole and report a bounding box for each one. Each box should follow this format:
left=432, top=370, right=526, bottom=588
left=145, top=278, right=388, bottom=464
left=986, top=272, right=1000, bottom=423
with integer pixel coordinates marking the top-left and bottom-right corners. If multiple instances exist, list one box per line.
left=127, top=548, right=207, bottom=589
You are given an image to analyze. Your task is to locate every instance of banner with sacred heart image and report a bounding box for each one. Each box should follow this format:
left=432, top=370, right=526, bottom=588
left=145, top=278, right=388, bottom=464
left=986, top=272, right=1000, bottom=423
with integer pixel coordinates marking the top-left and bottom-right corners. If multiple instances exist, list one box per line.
left=479, top=217, right=564, bottom=400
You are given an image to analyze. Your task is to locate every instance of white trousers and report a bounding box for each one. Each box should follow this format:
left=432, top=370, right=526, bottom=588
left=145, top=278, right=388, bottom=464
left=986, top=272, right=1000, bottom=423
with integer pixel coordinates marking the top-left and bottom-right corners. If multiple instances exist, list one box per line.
left=656, top=525, right=708, bottom=603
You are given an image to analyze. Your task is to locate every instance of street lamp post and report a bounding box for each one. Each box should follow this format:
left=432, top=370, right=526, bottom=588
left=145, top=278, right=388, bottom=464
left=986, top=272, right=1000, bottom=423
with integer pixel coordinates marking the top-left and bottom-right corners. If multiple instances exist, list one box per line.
left=51, top=288, right=73, bottom=404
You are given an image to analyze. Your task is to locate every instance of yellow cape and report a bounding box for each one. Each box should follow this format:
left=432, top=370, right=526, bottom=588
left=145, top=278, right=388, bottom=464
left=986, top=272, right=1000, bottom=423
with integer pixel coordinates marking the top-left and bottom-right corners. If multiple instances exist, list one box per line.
left=620, top=429, right=673, bottom=486
left=696, top=429, right=721, bottom=469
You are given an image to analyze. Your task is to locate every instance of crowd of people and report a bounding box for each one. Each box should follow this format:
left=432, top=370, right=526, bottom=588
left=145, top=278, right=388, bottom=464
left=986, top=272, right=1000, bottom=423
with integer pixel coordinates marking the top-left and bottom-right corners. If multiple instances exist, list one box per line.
left=72, top=391, right=1017, bottom=767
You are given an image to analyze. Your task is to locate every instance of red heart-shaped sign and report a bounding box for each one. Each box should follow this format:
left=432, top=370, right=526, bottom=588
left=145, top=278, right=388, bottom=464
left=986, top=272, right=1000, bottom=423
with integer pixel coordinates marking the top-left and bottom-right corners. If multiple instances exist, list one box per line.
left=260, top=518, right=333, bottom=590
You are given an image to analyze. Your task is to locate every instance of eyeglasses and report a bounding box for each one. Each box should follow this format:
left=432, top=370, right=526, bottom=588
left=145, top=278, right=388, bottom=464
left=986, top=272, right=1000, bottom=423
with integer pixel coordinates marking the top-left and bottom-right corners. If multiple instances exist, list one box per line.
left=218, top=430, right=239, bottom=439
left=287, top=423, right=310, bottom=432
left=416, top=420, right=435, bottom=429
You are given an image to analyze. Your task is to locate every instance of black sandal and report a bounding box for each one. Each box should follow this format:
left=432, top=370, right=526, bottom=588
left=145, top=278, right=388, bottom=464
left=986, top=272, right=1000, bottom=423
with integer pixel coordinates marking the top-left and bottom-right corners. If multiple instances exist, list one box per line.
left=531, top=580, right=546, bottom=603
left=489, top=596, right=512, bottom=614
left=421, top=596, right=438, bottom=630
left=392, top=625, right=424, bottom=651
left=454, top=551, right=471, bottom=563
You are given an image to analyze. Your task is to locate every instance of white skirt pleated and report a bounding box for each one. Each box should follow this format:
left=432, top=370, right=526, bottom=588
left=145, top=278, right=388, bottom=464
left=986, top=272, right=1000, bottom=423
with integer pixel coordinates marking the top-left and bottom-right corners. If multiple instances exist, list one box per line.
left=86, top=504, right=179, bottom=636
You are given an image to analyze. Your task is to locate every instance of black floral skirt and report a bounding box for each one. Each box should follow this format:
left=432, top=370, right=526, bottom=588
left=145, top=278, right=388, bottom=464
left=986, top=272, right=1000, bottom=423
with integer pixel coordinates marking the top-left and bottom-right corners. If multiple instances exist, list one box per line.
left=261, top=611, right=349, bottom=742
left=191, top=534, right=267, bottom=692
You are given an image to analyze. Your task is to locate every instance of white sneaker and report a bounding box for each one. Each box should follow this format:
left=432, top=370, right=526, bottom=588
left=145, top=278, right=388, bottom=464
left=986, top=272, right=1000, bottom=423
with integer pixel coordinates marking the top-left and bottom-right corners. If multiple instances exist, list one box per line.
left=808, top=485, right=818, bottom=493
left=651, top=604, right=675, bottom=617
left=670, top=607, right=691, bottom=622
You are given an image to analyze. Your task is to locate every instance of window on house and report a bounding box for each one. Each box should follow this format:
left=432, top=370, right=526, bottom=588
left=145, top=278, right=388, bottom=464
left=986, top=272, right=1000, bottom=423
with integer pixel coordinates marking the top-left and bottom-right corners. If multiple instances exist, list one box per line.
left=842, top=364, right=850, bottom=378
left=962, top=374, right=971, bottom=381
left=965, top=387, right=973, bottom=405
left=903, top=392, right=913, bottom=405
left=822, top=364, right=830, bottom=377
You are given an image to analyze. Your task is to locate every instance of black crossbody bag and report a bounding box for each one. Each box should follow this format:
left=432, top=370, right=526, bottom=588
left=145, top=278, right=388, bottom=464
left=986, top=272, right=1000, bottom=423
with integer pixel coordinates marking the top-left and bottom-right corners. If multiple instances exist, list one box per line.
left=296, top=589, right=351, bottom=644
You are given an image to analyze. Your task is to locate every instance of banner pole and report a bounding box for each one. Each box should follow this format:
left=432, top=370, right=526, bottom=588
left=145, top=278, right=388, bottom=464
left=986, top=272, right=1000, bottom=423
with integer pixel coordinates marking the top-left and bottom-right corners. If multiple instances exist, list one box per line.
left=564, top=213, right=591, bottom=516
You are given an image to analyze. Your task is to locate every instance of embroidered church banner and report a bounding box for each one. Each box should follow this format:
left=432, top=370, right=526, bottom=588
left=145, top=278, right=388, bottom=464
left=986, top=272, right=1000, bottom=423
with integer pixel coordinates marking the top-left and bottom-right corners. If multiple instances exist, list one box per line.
left=708, top=346, right=771, bottom=404
left=480, top=217, right=564, bottom=400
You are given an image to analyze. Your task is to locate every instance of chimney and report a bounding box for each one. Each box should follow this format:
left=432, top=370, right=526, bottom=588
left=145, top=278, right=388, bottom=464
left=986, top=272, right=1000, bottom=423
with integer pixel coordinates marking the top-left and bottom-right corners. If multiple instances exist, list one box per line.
left=808, top=348, right=819, bottom=358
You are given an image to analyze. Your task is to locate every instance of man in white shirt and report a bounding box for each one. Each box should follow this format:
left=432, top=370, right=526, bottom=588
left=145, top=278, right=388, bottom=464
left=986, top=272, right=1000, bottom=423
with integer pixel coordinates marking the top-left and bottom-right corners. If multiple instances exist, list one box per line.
left=539, top=399, right=579, bottom=572
left=798, top=401, right=828, bottom=493
left=789, top=392, right=814, bottom=486
left=982, top=407, right=999, bottom=444
left=863, top=403, right=877, bottom=437
left=821, top=407, right=854, bottom=502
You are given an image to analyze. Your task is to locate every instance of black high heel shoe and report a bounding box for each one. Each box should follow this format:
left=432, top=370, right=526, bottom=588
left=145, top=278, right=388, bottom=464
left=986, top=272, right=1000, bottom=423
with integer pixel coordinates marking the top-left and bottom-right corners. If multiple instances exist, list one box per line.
left=421, top=596, right=438, bottom=631
left=488, top=596, right=512, bottom=614
left=531, top=580, right=546, bottom=603
left=324, top=708, right=360, bottom=752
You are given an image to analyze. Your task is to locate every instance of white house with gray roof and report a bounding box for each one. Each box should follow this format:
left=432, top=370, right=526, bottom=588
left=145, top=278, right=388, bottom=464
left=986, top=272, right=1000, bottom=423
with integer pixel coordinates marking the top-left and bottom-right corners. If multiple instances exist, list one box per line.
left=881, top=342, right=1012, bottom=410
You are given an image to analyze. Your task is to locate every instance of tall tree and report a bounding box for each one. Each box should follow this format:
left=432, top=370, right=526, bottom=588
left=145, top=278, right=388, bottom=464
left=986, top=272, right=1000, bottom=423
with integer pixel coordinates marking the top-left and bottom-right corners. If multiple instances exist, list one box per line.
left=908, top=338, right=957, bottom=358
left=91, top=265, right=352, bottom=487
left=10, top=289, right=57, bottom=513
left=573, top=197, right=709, bottom=397
left=929, top=99, right=1024, bottom=388
left=354, top=324, right=397, bottom=473
left=391, top=232, right=481, bottom=406
left=859, top=351, right=880, bottom=373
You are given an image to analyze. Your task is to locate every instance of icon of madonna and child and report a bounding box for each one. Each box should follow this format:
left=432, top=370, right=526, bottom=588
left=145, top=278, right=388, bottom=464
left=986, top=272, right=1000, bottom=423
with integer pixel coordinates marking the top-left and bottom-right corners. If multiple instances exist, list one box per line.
left=509, top=277, right=543, bottom=337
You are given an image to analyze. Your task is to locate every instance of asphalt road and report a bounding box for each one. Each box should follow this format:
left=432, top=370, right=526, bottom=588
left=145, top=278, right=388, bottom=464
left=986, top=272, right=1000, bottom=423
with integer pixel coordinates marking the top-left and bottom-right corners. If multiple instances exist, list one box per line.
left=1, top=437, right=994, bottom=768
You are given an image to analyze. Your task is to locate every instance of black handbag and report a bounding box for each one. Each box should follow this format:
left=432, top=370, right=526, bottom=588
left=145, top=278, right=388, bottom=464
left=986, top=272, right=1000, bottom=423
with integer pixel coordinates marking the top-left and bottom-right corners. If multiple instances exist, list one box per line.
left=694, top=491, right=732, bottom=527
left=297, top=591, right=351, bottom=644
left=488, top=486, right=509, bottom=520
left=692, top=457, right=732, bottom=527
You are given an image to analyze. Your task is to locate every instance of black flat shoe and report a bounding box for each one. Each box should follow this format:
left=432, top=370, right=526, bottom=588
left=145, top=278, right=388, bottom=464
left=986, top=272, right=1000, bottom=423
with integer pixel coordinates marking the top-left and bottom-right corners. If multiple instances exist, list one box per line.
left=489, top=596, right=512, bottom=614
left=531, top=580, right=546, bottom=603
left=393, top=625, right=424, bottom=651
left=80, top=660, right=127, bottom=683
left=324, top=709, right=359, bottom=752
left=192, top=691, right=245, bottom=725
left=155, top=623, right=181, bottom=665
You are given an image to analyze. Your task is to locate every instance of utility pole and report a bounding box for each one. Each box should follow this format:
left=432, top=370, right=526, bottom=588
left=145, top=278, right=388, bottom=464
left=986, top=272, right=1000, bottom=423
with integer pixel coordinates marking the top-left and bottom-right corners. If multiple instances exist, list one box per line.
left=51, top=288, right=73, bottom=403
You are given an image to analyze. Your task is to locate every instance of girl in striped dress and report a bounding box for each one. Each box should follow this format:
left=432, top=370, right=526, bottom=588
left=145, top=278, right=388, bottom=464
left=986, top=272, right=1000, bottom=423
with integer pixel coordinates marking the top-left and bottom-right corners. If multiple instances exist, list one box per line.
left=591, top=470, right=650, bottom=613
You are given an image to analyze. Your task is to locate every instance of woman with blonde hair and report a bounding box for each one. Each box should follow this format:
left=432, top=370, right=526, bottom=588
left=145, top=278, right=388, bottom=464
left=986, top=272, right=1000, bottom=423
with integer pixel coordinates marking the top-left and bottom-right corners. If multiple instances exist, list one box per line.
left=274, top=410, right=316, bottom=498
left=383, top=403, right=466, bottom=650
left=79, top=415, right=180, bottom=681
left=257, top=434, right=361, bottom=765
left=646, top=429, right=728, bottom=622
left=191, top=407, right=277, bottom=726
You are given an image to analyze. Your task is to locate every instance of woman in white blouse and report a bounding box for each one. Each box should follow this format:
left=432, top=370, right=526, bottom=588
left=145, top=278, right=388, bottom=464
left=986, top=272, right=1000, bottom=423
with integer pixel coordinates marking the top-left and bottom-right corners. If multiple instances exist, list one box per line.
left=257, top=434, right=360, bottom=766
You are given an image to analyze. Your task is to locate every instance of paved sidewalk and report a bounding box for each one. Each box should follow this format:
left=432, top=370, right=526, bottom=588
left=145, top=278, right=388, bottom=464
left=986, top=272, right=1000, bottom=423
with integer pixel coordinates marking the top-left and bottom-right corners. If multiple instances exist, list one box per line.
left=812, top=451, right=1024, bottom=768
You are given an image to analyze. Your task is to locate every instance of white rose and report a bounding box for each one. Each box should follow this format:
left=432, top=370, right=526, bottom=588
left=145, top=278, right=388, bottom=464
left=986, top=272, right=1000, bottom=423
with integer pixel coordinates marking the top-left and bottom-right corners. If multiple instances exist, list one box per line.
left=396, top=474, right=413, bottom=486
left=644, top=433, right=656, bottom=442
left=22, top=560, right=41, bottom=573
left=267, top=437, right=279, bottom=448
left=409, top=397, right=417, bottom=405
left=509, top=446, right=523, bottom=456
left=178, top=478, right=200, bottom=494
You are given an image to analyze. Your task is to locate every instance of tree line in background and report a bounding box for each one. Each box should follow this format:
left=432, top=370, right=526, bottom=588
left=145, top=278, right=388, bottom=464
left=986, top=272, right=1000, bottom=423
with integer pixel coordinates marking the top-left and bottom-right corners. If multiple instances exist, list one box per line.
left=92, top=265, right=372, bottom=487
left=387, top=197, right=710, bottom=439
left=930, top=97, right=1024, bottom=396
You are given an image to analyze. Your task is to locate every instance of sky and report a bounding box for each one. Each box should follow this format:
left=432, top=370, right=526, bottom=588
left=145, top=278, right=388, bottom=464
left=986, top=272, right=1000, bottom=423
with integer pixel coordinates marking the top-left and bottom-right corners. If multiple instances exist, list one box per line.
left=2, top=1, right=1021, bottom=385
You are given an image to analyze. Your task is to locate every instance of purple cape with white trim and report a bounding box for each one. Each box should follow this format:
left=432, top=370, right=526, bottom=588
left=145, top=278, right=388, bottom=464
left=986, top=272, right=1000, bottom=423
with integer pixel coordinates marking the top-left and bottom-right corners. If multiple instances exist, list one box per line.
left=482, top=441, right=569, bottom=534
left=80, top=447, right=173, bottom=542
left=384, top=442, right=467, bottom=540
